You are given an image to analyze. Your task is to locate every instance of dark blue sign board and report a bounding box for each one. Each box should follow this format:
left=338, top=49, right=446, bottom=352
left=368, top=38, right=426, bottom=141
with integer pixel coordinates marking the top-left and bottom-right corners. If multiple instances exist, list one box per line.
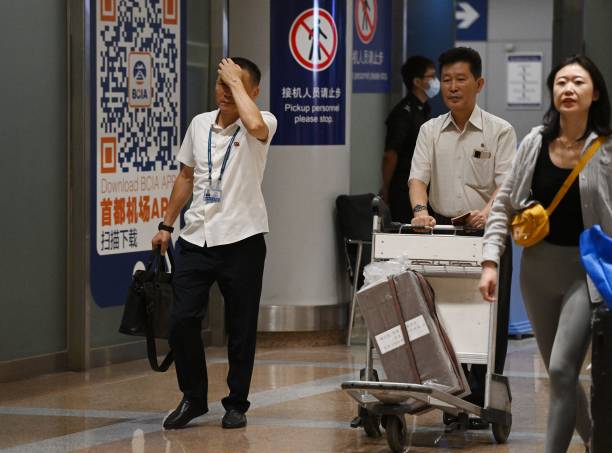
left=405, top=0, right=455, bottom=116
left=456, top=0, right=487, bottom=42
left=270, top=0, right=346, bottom=145
left=352, top=0, right=391, bottom=93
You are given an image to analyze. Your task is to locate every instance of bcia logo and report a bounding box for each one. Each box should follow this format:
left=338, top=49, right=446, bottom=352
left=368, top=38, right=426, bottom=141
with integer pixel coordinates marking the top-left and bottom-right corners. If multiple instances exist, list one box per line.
left=129, top=52, right=152, bottom=108
left=133, top=61, right=147, bottom=85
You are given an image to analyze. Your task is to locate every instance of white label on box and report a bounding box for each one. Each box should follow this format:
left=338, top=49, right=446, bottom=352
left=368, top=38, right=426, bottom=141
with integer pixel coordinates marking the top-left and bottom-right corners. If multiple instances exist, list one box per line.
left=375, top=325, right=405, bottom=354
left=405, top=315, right=430, bottom=342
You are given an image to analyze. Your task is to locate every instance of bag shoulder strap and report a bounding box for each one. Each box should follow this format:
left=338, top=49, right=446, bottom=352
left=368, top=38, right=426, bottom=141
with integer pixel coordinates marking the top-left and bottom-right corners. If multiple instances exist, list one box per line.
left=546, top=136, right=604, bottom=215
left=144, top=295, right=173, bottom=371
left=154, top=246, right=175, bottom=279
left=146, top=252, right=174, bottom=372
left=145, top=333, right=174, bottom=372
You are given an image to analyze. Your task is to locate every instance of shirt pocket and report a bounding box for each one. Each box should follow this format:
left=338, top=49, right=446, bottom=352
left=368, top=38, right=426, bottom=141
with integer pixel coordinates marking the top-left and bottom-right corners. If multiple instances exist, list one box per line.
left=463, top=148, right=495, bottom=189
left=192, top=139, right=209, bottom=171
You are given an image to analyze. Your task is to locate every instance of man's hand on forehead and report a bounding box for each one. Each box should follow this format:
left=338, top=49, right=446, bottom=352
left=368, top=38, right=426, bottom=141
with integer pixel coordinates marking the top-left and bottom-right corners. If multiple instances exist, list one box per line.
left=218, top=58, right=244, bottom=88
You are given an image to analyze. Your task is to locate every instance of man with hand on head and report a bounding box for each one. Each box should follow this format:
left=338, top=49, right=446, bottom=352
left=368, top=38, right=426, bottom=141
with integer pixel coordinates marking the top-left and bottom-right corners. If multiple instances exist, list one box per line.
left=152, top=57, right=277, bottom=430
left=408, top=47, right=516, bottom=428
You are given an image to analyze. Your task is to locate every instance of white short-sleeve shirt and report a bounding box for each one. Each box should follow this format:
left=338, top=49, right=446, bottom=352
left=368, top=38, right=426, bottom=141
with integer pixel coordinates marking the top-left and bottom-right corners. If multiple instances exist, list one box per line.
left=409, top=105, right=517, bottom=218
left=177, top=109, right=278, bottom=247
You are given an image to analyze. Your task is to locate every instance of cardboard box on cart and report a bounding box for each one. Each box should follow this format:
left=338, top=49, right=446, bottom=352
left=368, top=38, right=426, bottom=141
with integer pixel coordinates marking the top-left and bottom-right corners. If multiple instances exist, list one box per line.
left=357, top=270, right=469, bottom=398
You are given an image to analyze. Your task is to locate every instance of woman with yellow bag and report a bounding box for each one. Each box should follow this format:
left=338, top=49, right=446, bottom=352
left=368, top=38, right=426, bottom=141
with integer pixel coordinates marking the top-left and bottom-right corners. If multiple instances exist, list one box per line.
left=479, top=55, right=612, bottom=453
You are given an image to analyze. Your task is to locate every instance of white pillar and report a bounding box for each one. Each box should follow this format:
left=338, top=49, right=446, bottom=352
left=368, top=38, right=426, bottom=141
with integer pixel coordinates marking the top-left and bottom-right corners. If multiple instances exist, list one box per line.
left=229, top=0, right=352, bottom=330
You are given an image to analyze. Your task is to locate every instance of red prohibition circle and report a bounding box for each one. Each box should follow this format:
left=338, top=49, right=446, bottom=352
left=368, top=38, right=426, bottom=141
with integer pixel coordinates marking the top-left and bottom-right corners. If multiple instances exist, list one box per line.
left=289, top=8, right=338, bottom=72
left=355, top=0, right=377, bottom=44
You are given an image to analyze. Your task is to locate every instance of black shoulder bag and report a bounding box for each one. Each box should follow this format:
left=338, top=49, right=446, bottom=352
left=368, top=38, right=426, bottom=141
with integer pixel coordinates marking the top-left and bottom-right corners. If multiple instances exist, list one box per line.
left=119, top=247, right=174, bottom=372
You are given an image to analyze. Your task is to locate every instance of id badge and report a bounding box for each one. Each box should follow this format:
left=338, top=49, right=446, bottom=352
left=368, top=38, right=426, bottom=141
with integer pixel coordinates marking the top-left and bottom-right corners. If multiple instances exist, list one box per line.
left=204, top=181, right=222, bottom=204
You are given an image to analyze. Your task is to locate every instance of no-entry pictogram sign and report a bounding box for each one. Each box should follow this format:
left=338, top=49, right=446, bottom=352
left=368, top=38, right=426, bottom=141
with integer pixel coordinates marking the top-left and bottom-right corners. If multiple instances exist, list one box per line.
left=355, top=0, right=377, bottom=44
left=289, top=8, right=338, bottom=72
left=271, top=0, right=346, bottom=145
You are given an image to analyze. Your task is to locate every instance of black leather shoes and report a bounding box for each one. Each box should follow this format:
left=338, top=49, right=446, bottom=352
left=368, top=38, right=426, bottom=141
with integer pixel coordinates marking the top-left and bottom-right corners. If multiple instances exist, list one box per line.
left=467, top=416, right=489, bottom=430
left=222, top=409, right=247, bottom=429
left=163, top=398, right=208, bottom=429
left=443, top=413, right=489, bottom=430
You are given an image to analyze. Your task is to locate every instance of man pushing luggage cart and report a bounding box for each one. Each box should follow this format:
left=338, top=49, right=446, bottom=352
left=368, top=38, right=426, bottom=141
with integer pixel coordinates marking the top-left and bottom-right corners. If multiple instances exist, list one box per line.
left=342, top=197, right=512, bottom=453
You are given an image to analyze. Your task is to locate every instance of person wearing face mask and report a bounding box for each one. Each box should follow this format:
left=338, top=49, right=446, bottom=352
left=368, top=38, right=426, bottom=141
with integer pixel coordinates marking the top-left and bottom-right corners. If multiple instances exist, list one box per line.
left=479, top=55, right=612, bottom=453
left=408, top=47, right=517, bottom=429
left=381, top=55, right=438, bottom=223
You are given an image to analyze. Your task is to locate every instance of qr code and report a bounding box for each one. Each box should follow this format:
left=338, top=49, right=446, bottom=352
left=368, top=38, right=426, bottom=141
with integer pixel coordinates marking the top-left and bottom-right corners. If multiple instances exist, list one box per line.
left=96, top=0, right=181, bottom=173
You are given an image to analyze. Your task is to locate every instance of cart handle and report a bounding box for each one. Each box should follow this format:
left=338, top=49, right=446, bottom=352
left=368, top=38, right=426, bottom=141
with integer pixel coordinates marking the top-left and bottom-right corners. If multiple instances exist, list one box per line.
left=398, top=224, right=465, bottom=234
left=346, top=239, right=372, bottom=245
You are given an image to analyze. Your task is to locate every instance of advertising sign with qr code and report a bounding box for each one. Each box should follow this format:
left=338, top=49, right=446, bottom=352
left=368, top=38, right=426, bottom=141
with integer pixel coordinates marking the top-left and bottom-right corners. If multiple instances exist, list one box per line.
left=91, top=0, right=185, bottom=307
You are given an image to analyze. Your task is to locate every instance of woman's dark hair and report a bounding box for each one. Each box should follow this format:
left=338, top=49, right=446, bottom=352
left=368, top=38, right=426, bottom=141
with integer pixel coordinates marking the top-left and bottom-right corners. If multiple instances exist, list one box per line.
left=542, top=55, right=611, bottom=141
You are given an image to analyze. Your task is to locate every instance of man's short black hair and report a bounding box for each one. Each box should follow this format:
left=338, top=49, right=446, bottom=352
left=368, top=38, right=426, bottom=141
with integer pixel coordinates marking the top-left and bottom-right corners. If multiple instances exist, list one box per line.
left=230, top=56, right=261, bottom=86
left=438, top=47, right=482, bottom=79
left=401, top=55, right=435, bottom=90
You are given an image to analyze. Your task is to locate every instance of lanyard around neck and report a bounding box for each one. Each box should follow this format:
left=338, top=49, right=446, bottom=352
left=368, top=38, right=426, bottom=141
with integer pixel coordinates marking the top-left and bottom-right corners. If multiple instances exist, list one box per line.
left=207, top=125, right=241, bottom=183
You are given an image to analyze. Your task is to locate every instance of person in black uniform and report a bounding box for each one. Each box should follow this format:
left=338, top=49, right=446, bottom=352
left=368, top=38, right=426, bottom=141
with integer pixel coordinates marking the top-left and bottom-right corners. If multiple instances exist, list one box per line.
left=381, top=55, right=439, bottom=223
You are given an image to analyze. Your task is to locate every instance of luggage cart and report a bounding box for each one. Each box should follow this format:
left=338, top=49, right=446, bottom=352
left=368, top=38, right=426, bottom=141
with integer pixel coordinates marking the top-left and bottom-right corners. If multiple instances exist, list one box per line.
left=342, top=198, right=512, bottom=453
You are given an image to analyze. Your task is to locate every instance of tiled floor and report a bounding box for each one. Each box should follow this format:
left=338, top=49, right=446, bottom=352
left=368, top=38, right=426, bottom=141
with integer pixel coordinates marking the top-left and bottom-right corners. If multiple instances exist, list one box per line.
left=0, top=339, right=590, bottom=452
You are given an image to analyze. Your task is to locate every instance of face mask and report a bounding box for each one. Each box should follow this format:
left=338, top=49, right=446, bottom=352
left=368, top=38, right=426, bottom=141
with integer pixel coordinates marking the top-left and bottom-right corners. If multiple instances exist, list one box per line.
left=425, top=77, right=440, bottom=98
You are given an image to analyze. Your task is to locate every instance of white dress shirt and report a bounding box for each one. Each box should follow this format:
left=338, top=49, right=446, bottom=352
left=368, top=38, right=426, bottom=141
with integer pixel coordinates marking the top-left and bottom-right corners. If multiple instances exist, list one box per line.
left=177, top=109, right=277, bottom=247
left=409, top=105, right=517, bottom=218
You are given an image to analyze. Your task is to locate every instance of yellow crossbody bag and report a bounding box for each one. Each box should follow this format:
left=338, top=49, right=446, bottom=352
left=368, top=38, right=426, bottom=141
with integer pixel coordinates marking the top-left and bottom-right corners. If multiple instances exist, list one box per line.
left=511, top=137, right=604, bottom=247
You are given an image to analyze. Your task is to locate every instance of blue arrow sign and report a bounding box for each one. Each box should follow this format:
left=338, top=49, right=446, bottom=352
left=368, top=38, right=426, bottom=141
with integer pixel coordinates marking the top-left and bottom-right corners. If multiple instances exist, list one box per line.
left=456, top=0, right=487, bottom=41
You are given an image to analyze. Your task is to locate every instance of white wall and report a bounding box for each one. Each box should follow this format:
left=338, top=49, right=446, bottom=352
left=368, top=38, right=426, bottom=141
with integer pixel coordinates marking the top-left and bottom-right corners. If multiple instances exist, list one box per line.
left=349, top=93, right=387, bottom=195
left=229, top=0, right=351, bottom=308
left=459, top=0, right=554, bottom=142
left=0, top=0, right=67, bottom=361
left=349, top=0, right=406, bottom=196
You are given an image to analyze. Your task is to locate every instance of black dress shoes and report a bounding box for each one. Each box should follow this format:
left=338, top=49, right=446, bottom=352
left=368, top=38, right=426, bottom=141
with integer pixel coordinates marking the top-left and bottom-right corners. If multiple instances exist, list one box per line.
left=163, top=398, right=208, bottom=429
left=442, top=413, right=489, bottom=431
left=222, top=409, right=247, bottom=429
left=467, top=416, right=489, bottom=430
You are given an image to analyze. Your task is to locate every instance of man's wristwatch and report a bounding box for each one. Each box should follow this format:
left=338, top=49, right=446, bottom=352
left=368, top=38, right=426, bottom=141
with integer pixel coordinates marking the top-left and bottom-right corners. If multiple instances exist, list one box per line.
left=158, top=222, right=174, bottom=233
left=412, top=204, right=428, bottom=214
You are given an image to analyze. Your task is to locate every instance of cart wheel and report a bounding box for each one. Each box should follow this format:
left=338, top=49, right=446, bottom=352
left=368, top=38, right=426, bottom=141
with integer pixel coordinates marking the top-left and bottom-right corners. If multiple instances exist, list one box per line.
left=362, top=411, right=382, bottom=438
left=442, top=413, right=455, bottom=426
left=380, top=414, right=388, bottom=430
left=492, top=421, right=511, bottom=444
left=385, top=415, right=406, bottom=453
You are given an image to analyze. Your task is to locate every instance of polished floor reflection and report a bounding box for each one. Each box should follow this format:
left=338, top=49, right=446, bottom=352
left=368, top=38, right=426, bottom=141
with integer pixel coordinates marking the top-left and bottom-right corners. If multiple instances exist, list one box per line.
left=0, top=338, right=590, bottom=452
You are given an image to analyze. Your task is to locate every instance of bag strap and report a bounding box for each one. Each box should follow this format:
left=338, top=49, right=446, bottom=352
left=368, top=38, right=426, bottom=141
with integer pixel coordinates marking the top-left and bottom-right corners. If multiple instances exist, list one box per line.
left=143, top=246, right=175, bottom=372
left=145, top=250, right=156, bottom=270
left=546, top=136, right=604, bottom=216
left=412, top=271, right=466, bottom=392
left=145, top=332, right=174, bottom=372
left=413, top=272, right=436, bottom=315
left=154, top=246, right=175, bottom=280
left=387, top=276, right=421, bottom=383
left=144, top=273, right=174, bottom=372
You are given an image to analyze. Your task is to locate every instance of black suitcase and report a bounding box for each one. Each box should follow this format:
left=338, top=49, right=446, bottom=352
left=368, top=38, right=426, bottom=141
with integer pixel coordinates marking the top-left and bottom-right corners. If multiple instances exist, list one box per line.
left=591, top=306, right=612, bottom=452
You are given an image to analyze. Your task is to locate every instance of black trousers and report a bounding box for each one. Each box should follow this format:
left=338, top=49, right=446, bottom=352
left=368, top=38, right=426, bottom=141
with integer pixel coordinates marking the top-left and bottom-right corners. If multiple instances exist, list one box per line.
left=463, top=235, right=512, bottom=406
left=169, top=234, right=266, bottom=413
left=432, top=212, right=512, bottom=407
left=389, top=183, right=411, bottom=224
